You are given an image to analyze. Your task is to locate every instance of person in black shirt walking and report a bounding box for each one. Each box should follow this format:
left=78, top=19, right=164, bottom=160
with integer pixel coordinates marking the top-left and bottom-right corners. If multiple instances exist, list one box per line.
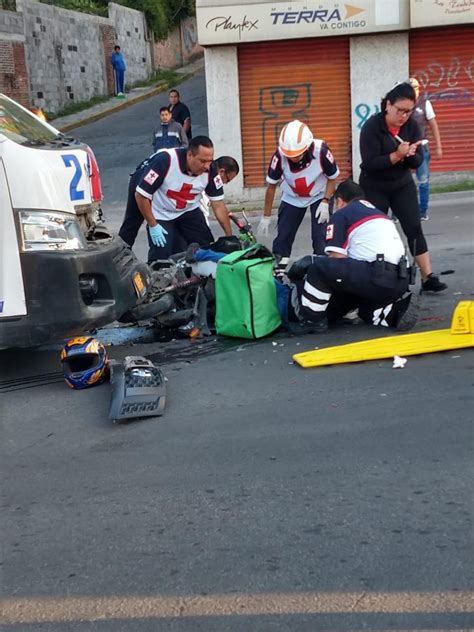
left=359, top=82, right=446, bottom=293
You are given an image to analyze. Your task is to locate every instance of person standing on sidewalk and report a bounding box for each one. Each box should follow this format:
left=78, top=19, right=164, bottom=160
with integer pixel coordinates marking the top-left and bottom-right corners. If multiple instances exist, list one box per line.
left=111, top=45, right=126, bottom=97
left=359, top=81, right=446, bottom=293
left=257, top=119, right=339, bottom=274
left=409, top=77, right=443, bottom=221
left=169, top=89, right=192, bottom=140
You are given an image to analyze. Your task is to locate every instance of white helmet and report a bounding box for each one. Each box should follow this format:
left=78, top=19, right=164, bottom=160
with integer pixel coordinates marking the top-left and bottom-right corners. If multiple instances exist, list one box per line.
left=279, top=120, right=313, bottom=158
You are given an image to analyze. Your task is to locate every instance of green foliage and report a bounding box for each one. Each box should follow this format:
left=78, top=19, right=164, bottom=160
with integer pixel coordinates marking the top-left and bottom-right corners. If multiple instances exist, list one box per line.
left=131, top=68, right=180, bottom=89
left=39, top=0, right=107, bottom=16
left=431, top=180, right=474, bottom=194
left=40, top=0, right=195, bottom=38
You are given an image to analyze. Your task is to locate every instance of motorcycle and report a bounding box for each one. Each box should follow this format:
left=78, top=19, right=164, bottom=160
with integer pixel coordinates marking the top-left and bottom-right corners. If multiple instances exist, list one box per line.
left=120, top=212, right=257, bottom=337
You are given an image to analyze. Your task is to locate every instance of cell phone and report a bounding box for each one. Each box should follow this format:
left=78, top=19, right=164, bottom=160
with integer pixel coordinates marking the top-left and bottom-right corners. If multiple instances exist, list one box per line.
left=419, top=139, right=429, bottom=145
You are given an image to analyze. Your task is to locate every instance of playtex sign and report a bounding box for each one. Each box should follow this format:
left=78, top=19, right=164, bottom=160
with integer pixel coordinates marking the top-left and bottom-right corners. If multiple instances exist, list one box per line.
left=197, top=0, right=408, bottom=45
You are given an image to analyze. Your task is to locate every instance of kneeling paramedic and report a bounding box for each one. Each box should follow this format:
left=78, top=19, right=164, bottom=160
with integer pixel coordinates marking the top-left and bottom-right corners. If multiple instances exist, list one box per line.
left=289, top=179, right=416, bottom=330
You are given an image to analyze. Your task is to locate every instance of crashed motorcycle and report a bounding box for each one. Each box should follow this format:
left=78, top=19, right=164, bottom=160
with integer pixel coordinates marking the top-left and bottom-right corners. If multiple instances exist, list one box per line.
left=119, top=212, right=257, bottom=336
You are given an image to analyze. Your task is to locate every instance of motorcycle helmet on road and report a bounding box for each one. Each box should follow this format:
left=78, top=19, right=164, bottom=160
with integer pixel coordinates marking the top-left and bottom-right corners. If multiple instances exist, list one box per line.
left=60, top=336, right=109, bottom=389
left=279, top=120, right=313, bottom=158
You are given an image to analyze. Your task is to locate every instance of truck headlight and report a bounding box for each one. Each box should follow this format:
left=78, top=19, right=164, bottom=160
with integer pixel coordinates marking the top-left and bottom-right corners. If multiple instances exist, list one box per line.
left=18, top=210, right=87, bottom=252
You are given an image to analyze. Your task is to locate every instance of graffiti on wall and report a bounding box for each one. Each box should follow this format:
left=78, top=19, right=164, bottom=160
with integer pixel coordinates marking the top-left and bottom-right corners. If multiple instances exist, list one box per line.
left=353, top=56, right=474, bottom=132
left=354, top=102, right=380, bottom=129
left=181, top=18, right=198, bottom=55
left=258, top=83, right=311, bottom=178
left=412, top=56, right=474, bottom=106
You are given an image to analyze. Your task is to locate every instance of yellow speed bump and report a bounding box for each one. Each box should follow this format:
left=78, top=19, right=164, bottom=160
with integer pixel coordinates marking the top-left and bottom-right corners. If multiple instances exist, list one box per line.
left=293, top=301, right=474, bottom=368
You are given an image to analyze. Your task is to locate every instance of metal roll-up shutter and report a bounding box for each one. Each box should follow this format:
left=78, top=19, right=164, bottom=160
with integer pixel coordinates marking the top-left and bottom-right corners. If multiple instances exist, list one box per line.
left=409, top=26, right=474, bottom=173
left=238, top=38, right=351, bottom=188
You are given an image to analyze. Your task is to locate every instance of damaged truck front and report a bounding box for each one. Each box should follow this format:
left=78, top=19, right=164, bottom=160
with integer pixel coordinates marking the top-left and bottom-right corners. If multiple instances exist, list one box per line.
left=0, top=93, right=150, bottom=349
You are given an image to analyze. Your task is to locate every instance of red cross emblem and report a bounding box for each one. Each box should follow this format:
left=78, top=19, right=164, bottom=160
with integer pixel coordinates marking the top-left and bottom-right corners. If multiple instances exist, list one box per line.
left=290, top=177, right=314, bottom=197
left=166, top=183, right=197, bottom=209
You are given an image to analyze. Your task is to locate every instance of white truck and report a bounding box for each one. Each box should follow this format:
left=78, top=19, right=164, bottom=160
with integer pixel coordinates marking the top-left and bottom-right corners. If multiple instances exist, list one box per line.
left=0, top=93, right=151, bottom=349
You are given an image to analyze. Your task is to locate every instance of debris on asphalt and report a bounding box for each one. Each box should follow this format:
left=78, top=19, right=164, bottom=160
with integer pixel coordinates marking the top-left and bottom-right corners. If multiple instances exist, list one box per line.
left=392, top=355, right=407, bottom=369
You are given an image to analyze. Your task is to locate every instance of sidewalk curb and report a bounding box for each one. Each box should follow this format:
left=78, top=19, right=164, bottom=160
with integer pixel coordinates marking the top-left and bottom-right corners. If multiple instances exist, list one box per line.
left=57, top=81, right=169, bottom=132
left=55, top=62, right=199, bottom=132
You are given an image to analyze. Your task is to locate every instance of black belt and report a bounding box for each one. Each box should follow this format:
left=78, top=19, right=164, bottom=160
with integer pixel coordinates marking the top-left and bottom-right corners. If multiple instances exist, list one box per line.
left=371, top=256, right=409, bottom=281
left=370, top=260, right=399, bottom=273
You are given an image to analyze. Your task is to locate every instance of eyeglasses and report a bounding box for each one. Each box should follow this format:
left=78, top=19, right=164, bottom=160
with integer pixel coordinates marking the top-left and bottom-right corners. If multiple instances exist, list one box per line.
left=392, top=105, right=414, bottom=116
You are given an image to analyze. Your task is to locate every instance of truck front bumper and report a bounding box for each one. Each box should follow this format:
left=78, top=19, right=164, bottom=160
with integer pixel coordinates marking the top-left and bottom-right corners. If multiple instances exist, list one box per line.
left=0, top=238, right=150, bottom=348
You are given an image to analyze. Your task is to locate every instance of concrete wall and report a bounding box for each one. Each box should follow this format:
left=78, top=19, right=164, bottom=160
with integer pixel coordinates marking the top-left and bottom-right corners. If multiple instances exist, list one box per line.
left=18, top=0, right=110, bottom=112
left=3, top=0, right=153, bottom=112
left=205, top=45, right=244, bottom=204
left=108, top=2, right=152, bottom=81
left=350, top=33, right=409, bottom=180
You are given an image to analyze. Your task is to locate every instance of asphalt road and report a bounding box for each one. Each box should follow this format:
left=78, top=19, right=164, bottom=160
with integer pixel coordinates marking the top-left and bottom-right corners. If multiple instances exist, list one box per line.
left=1, top=71, right=473, bottom=630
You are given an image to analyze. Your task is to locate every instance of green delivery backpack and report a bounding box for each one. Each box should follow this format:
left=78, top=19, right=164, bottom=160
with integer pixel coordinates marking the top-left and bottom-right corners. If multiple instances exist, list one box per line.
left=215, top=244, right=282, bottom=339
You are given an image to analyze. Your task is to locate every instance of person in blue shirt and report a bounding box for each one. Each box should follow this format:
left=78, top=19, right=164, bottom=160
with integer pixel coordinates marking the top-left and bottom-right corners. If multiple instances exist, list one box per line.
left=153, top=106, right=188, bottom=152
left=111, top=45, right=126, bottom=97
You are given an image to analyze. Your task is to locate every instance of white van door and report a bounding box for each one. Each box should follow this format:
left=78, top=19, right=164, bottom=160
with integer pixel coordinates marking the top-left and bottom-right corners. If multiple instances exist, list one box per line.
left=0, top=159, right=26, bottom=318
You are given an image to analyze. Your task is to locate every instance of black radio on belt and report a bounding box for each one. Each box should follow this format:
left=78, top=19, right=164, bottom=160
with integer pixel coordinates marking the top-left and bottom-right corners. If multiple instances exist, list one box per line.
left=397, top=256, right=408, bottom=279
left=374, top=253, right=384, bottom=277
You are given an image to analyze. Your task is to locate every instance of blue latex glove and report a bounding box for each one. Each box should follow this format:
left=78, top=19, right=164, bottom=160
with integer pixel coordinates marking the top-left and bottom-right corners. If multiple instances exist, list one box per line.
left=149, top=223, right=168, bottom=247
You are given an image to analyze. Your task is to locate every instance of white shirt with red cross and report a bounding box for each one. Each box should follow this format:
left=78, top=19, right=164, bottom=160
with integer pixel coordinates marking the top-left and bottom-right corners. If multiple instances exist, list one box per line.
left=266, top=140, right=339, bottom=208
left=136, top=148, right=224, bottom=221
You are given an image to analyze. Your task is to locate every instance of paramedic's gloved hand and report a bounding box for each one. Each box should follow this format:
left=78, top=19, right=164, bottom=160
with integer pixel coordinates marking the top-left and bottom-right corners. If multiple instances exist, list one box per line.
left=257, top=215, right=272, bottom=238
left=315, top=200, right=330, bottom=224
left=149, top=223, right=168, bottom=247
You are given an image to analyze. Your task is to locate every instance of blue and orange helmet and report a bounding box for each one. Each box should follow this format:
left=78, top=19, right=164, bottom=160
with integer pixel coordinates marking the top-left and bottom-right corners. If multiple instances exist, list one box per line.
left=60, top=336, right=109, bottom=389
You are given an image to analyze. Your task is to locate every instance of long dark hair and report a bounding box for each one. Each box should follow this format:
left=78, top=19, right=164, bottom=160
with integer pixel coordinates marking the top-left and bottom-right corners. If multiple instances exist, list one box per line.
left=381, top=82, right=416, bottom=113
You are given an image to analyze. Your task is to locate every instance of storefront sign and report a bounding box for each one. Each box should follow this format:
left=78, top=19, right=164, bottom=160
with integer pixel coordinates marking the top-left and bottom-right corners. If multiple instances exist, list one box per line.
left=197, top=1, right=408, bottom=45
left=411, top=0, right=474, bottom=27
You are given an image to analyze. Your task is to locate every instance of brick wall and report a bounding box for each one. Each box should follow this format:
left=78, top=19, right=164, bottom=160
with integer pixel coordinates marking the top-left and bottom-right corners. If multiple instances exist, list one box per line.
left=101, top=24, right=115, bottom=96
left=0, top=40, right=29, bottom=105
left=0, top=8, right=29, bottom=105
left=153, top=17, right=203, bottom=70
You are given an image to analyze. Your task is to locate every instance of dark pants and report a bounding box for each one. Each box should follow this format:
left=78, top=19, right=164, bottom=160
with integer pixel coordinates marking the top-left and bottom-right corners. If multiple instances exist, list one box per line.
left=118, top=170, right=143, bottom=248
left=146, top=208, right=213, bottom=262
left=272, top=199, right=327, bottom=258
left=298, top=257, right=408, bottom=326
left=114, top=69, right=125, bottom=94
left=360, top=178, right=428, bottom=256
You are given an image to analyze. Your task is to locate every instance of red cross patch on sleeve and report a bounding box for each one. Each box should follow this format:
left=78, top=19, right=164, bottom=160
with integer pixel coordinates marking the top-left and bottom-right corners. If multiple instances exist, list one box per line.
left=213, top=174, right=223, bottom=189
left=326, top=223, right=334, bottom=240
left=271, top=155, right=279, bottom=170
left=326, top=149, right=334, bottom=164
left=144, top=169, right=158, bottom=185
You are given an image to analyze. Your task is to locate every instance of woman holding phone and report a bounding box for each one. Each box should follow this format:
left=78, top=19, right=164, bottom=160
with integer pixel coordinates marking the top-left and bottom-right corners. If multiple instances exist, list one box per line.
left=359, top=82, right=446, bottom=292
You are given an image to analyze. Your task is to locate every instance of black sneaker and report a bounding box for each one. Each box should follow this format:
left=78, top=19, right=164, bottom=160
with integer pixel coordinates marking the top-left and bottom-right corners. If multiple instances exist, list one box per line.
left=422, top=273, right=447, bottom=293
left=286, top=317, right=328, bottom=335
left=392, top=291, right=419, bottom=331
